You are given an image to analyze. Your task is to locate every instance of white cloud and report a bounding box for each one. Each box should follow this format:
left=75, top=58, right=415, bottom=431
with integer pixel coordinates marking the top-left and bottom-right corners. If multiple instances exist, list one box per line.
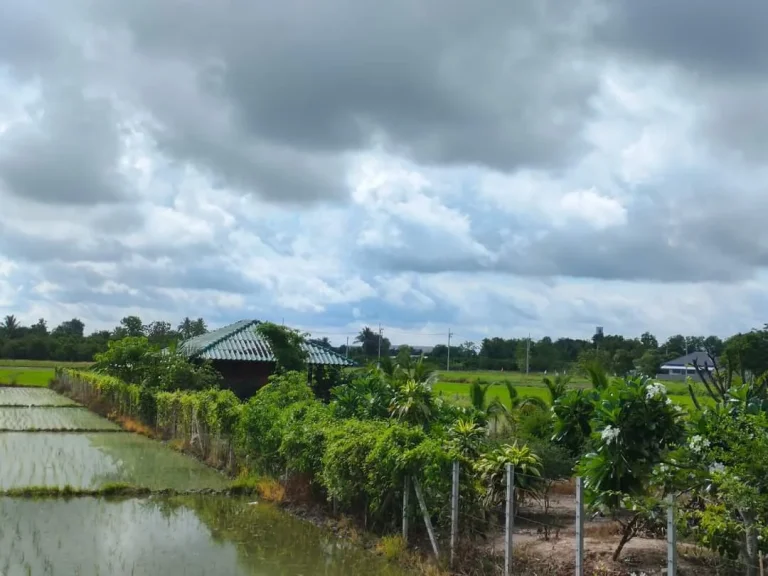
left=557, top=188, right=627, bottom=229
left=2, top=0, right=768, bottom=346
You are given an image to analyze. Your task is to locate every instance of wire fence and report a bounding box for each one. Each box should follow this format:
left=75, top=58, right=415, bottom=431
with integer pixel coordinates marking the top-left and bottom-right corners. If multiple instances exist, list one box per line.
left=402, top=464, right=767, bottom=576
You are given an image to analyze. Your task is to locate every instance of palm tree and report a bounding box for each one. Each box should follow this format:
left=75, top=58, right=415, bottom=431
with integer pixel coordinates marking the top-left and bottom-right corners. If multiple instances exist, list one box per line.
left=177, top=317, right=194, bottom=340
left=542, top=374, right=571, bottom=405
left=389, top=379, right=435, bottom=427
left=2, top=315, right=20, bottom=339
left=584, top=361, right=610, bottom=390
left=468, top=380, right=545, bottom=435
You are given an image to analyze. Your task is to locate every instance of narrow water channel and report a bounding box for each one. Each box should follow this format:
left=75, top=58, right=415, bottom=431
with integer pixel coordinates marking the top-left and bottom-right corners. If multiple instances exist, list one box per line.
left=0, top=387, right=412, bottom=576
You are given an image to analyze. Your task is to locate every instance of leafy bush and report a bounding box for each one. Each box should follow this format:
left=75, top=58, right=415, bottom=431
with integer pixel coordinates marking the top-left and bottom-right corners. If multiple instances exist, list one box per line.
left=476, top=442, right=542, bottom=509
left=279, top=400, right=335, bottom=476
left=517, top=406, right=553, bottom=441
left=552, top=388, right=598, bottom=455
left=238, top=371, right=314, bottom=472
left=576, top=376, right=685, bottom=560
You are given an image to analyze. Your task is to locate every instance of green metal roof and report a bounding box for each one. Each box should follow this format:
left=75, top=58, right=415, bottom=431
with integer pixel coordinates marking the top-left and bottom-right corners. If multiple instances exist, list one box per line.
left=178, top=320, right=355, bottom=366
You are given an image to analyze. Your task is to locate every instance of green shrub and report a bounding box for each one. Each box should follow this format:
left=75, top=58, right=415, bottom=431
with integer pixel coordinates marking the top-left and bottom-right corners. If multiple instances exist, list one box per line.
left=238, top=371, right=314, bottom=471
left=518, top=406, right=553, bottom=441
left=279, top=400, right=335, bottom=477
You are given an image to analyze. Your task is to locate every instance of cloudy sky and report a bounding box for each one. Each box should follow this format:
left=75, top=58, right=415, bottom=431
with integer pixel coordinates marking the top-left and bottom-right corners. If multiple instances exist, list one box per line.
left=1, top=0, right=767, bottom=345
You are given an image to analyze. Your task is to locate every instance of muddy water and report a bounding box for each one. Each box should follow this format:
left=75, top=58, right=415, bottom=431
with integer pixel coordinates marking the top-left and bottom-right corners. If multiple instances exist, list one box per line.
left=0, top=387, right=410, bottom=575
left=0, top=496, right=410, bottom=576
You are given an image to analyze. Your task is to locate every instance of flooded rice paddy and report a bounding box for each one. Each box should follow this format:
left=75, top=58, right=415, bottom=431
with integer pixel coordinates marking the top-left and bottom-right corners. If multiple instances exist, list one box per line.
left=0, top=387, right=78, bottom=407
left=0, top=385, right=410, bottom=575
left=0, top=432, right=229, bottom=490
left=0, top=407, right=121, bottom=431
left=0, top=496, right=408, bottom=576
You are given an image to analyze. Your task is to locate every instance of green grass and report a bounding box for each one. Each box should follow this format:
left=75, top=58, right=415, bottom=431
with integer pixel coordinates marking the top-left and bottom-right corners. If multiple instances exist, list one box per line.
left=434, top=371, right=703, bottom=411
left=0, top=367, right=55, bottom=387
left=0, top=359, right=93, bottom=369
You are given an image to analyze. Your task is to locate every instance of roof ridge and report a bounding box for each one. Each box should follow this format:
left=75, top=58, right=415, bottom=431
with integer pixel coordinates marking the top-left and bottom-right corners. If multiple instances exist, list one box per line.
left=194, top=319, right=261, bottom=358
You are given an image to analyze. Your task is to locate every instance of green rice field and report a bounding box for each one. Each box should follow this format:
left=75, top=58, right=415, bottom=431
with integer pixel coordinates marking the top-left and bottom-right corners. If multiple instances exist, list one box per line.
left=0, top=367, right=55, bottom=387
left=0, top=407, right=121, bottom=431
left=433, top=370, right=701, bottom=410
left=0, top=387, right=79, bottom=407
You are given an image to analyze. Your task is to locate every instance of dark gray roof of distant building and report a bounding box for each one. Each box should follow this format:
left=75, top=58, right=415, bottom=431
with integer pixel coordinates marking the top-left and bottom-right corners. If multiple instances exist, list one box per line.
left=661, top=350, right=716, bottom=367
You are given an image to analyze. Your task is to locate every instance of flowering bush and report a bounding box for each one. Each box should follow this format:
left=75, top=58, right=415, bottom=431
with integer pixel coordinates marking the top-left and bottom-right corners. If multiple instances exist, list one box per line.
left=666, top=409, right=768, bottom=570
left=575, top=376, right=685, bottom=559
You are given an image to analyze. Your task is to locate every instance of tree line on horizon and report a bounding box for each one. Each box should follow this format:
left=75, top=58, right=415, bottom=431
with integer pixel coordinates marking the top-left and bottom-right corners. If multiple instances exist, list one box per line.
left=1, top=314, right=767, bottom=376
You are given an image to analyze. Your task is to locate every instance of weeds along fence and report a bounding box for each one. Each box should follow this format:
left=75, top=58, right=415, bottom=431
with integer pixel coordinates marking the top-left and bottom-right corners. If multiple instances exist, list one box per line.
left=52, top=369, right=242, bottom=472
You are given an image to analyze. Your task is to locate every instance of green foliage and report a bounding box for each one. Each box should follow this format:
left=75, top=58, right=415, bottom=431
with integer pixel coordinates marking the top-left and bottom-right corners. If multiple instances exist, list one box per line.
left=517, top=406, right=554, bottom=441
left=578, top=377, right=684, bottom=512
left=279, top=401, right=335, bottom=476
left=389, top=379, right=436, bottom=427
left=238, top=371, right=314, bottom=471
left=672, top=411, right=768, bottom=566
left=93, top=337, right=222, bottom=391
left=446, top=417, right=486, bottom=459
left=330, top=369, right=393, bottom=420
left=476, top=442, right=542, bottom=508
left=541, top=374, right=570, bottom=405
left=321, top=418, right=451, bottom=523
left=636, top=350, right=662, bottom=378
left=552, top=388, right=598, bottom=455
left=573, top=376, right=685, bottom=560
left=93, top=337, right=159, bottom=385
left=255, top=322, right=308, bottom=373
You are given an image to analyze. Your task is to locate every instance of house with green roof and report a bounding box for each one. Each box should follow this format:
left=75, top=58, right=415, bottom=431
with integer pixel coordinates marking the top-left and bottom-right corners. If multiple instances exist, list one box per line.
left=177, top=320, right=355, bottom=398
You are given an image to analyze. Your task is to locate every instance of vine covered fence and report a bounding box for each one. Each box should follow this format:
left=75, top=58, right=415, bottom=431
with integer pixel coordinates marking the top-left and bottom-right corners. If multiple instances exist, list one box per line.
left=53, top=369, right=242, bottom=472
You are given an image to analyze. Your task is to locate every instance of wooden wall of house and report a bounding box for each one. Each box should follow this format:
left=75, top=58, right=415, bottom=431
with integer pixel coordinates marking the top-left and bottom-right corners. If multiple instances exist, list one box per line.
left=212, top=360, right=275, bottom=399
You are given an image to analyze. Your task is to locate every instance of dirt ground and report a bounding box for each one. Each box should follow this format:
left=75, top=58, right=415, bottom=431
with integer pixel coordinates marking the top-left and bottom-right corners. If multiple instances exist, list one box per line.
left=487, top=488, right=728, bottom=576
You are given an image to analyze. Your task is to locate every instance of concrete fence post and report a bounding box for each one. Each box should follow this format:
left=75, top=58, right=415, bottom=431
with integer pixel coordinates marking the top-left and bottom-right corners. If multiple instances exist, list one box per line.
left=402, top=476, right=409, bottom=543
left=576, top=477, right=584, bottom=576
left=667, top=494, right=677, bottom=576
left=504, top=463, right=514, bottom=576
left=451, top=461, right=460, bottom=566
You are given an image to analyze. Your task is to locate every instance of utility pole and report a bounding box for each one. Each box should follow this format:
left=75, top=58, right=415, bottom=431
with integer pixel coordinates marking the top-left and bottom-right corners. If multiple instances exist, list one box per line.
left=345, top=336, right=349, bottom=359
left=446, top=328, right=453, bottom=371
left=377, top=323, right=382, bottom=367
left=525, top=333, right=530, bottom=375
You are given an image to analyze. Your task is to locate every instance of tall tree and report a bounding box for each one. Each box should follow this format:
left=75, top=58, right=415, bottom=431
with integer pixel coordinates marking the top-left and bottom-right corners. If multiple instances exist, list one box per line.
left=640, top=331, right=658, bottom=349
left=1, top=315, right=20, bottom=339
left=190, top=318, right=208, bottom=337
left=356, top=326, right=379, bottom=357
left=53, top=318, right=85, bottom=339
left=120, top=316, right=145, bottom=338
left=178, top=317, right=194, bottom=340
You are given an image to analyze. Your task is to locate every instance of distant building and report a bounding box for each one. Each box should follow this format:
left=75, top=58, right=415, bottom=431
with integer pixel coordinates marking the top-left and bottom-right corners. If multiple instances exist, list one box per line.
left=177, top=320, right=355, bottom=399
left=657, top=350, right=715, bottom=381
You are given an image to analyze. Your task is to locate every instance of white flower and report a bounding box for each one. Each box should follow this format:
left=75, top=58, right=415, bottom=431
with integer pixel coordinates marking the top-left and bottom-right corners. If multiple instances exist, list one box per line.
left=646, top=382, right=667, bottom=400
left=709, top=462, right=725, bottom=475
left=689, top=435, right=711, bottom=454
left=601, top=425, right=620, bottom=443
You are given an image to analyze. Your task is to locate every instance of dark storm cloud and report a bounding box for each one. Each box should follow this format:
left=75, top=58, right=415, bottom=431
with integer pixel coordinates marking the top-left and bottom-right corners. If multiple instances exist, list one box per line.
left=0, top=1, right=131, bottom=206
left=597, top=0, right=768, bottom=79
left=597, top=0, right=768, bottom=160
left=0, top=86, right=128, bottom=205
left=87, top=0, right=602, bottom=193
